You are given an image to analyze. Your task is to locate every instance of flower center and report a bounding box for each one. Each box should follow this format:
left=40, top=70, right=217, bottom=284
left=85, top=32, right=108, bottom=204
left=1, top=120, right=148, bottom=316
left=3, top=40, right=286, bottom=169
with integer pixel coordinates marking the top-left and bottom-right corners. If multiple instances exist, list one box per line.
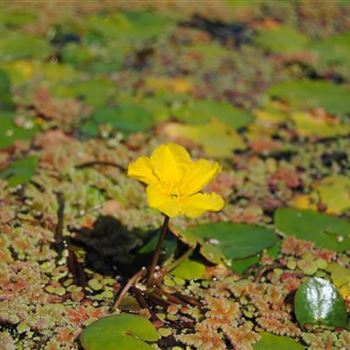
left=170, top=193, right=179, bottom=198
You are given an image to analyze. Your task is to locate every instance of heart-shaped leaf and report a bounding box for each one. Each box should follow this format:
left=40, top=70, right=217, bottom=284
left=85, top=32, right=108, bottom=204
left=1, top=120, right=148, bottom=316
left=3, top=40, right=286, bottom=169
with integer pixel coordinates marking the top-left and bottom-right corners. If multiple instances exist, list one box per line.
left=294, top=277, right=347, bottom=328
left=274, top=208, right=350, bottom=252
left=172, top=222, right=278, bottom=264
left=79, top=314, right=159, bottom=350
left=254, top=332, right=304, bottom=350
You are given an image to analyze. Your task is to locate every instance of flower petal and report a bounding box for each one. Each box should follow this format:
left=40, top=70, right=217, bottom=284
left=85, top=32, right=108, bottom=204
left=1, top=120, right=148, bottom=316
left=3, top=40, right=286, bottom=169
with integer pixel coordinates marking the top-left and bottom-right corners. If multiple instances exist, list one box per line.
left=180, top=159, right=221, bottom=196
left=180, top=192, right=224, bottom=218
left=147, top=185, right=181, bottom=218
left=127, top=156, right=158, bottom=185
left=150, top=143, right=192, bottom=189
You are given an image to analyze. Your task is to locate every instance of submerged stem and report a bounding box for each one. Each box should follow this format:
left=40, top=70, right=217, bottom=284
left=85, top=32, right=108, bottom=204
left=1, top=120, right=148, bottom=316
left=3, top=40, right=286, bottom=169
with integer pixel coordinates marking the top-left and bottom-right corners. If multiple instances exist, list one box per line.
left=147, top=215, right=170, bottom=286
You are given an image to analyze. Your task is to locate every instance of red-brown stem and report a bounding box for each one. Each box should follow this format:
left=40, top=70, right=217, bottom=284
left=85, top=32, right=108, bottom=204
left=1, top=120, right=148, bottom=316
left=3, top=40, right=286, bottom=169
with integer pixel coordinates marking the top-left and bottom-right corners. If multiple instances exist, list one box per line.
left=147, top=215, right=169, bottom=286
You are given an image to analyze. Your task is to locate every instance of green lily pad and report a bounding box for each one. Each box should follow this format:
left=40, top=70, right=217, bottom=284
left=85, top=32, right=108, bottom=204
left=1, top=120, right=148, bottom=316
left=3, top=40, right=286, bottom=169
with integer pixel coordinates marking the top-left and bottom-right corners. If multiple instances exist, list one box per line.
left=172, top=222, right=278, bottom=264
left=254, top=25, right=309, bottom=54
left=171, top=258, right=206, bottom=280
left=311, top=31, right=350, bottom=71
left=0, top=156, right=39, bottom=186
left=294, top=277, right=347, bottom=328
left=254, top=332, right=304, bottom=350
left=230, top=240, right=280, bottom=274
left=314, top=175, right=350, bottom=215
left=79, top=314, right=159, bottom=350
left=164, top=119, right=245, bottom=158
left=53, top=77, right=116, bottom=107
left=0, top=114, right=38, bottom=149
left=83, top=10, right=175, bottom=43
left=274, top=208, right=350, bottom=252
left=80, top=105, right=155, bottom=136
left=268, top=80, right=350, bottom=116
left=0, top=69, right=14, bottom=110
left=0, top=31, right=51, bottom=61
left=174, top=99, right=253, bottom=129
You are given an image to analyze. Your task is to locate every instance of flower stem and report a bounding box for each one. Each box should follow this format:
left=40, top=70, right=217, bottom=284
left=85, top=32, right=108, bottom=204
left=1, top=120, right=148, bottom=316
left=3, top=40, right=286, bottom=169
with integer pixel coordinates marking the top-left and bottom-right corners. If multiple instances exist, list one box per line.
left=147, top=215, right=169, bottom=286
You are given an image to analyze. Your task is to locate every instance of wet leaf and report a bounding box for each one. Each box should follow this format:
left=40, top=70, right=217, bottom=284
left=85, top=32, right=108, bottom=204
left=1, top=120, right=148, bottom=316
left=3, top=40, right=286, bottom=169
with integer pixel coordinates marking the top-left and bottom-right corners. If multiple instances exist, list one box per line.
left=164, top=119, right=245, bottom=157
left=254, top=332, right=304, bottom=350
left=171, top=258, right=206, bottom=280
left=254, top=25, right=309, bottom=54
left=294, top=277, right=347, bottom=328
left=268, top=80, right=350, bottom=116
left=79, top=314, right=159, bottom=350
left=172, top=222, right=278, bottom=264
left=274, top=208, right=350, bottom=252
left=0, top=156, right=39, bottom=186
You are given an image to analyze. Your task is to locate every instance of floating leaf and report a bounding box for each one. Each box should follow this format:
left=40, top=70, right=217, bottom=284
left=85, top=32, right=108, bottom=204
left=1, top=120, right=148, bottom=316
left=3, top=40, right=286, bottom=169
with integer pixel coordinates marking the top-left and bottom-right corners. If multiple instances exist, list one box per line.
left=231, top=241, right=280, bottom=274
left=268, top=80, right=350, bottom=116
left=164, top=119, right=245, bottom=157
left=254, top=25, right=309, bottom=54
left=172, top=222, right=278, bottom=264
left=327, top=263, right=350, bottom=300
left=294, top=277, right=347, bottom=328
left=80, top=105, right=155, bottom=136
left=171, top=259, right=206, bottom=280
left=0, top=156, right=39, bottom=186
left=313, top=175, right=350, bottom=215
left=53, top=77, right=115, bottom=107
left=0, top=31, right=51, bottom=61
left=254, top=332, right=304, bottom=350
left=174, top=99, right=253, bottom=129
left=274, top=208, right=350, bottom=252
left=290, top=111, right=350, bottom=138
left=79, top=314, right=159, bottom=350
left=311, top=31, right=350, bottom=71
left=0, top=114, right=38, bottom=149
left=0, top=69, right=14, bottom=110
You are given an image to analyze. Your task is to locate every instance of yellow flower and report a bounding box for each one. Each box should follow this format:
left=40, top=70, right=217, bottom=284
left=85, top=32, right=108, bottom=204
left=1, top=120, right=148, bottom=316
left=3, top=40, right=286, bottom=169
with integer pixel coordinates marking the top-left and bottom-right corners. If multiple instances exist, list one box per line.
left=127, top=143, right=224, bottom=218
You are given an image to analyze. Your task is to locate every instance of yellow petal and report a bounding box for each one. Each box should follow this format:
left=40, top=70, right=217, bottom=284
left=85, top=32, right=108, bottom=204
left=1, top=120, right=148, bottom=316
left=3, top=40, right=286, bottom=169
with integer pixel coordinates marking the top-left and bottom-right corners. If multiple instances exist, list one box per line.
left=150, top=143, right=192, bottom=188
left=180, top=192, right=224, bottom=218
left=180, top=159, right=221, bottom=196
left=147, top=185, right=181, bottom=218
left=127, top=156, right=158, bottom=185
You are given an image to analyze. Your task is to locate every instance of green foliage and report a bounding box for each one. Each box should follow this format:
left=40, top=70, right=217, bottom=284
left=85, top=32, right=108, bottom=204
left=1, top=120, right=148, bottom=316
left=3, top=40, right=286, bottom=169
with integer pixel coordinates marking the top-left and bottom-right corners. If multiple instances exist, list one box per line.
left=174, top=99, right=253, bottom=129
left=0, top=156, right=38, bottom=186
left=0, top=114, right=38, bottom=149
left=171, top=258, right=206, bottom=280
left=79, top=314, right=159, bottom=350
left=254, top=332, right=304, bottom=349
left=254, top=26, right=309, bottom=53
left=173, top=222, right=278, bottom=264
left=268, top=80, right=350, bottom=116
left=0, top=31, right=51, bottom=61
left=294, top=277, right=347, bottom=328
left=0, top=69, right=15, bottom=110
left=80, top=105, right=155, bottom=136
left=274, top=208, right=350, bottom=252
